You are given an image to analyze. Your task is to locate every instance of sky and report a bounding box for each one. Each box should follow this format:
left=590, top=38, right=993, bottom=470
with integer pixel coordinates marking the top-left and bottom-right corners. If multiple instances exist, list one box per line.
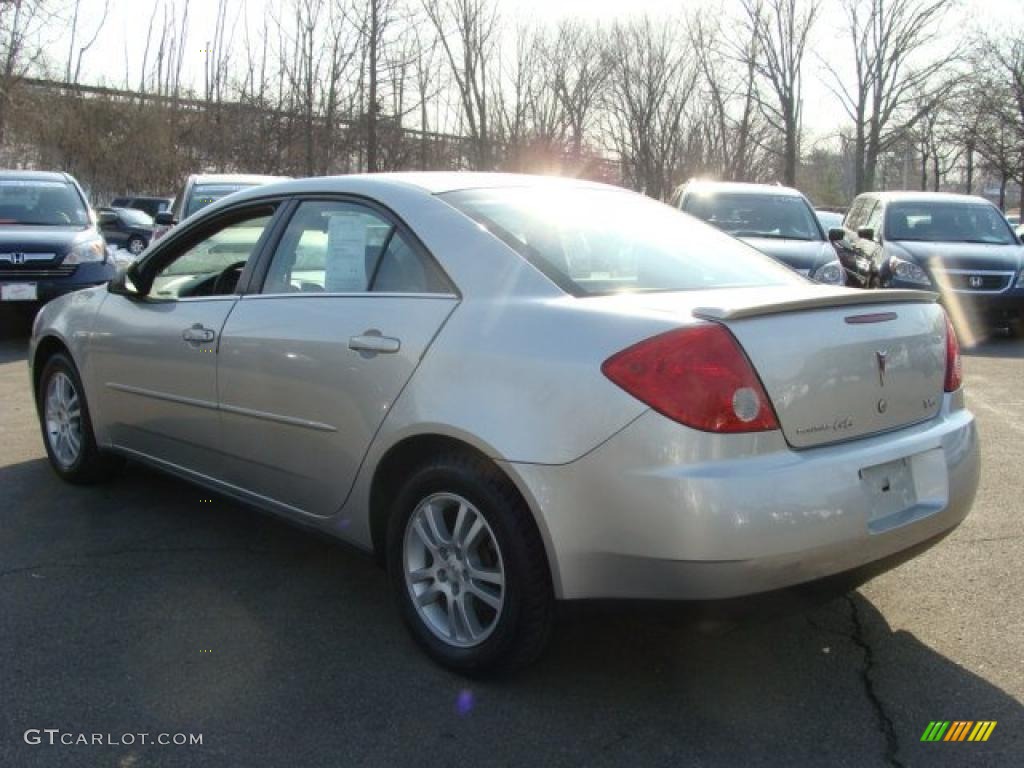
left=57, top=0, right=1022, bottom=142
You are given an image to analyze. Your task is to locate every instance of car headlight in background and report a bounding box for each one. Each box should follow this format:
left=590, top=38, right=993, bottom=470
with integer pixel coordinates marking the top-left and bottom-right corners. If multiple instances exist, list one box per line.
left=888, top=255, right=931, bottom=286
left=63, top=239, right=107, bottom=265
left=812, top=260, right=845, bottom=285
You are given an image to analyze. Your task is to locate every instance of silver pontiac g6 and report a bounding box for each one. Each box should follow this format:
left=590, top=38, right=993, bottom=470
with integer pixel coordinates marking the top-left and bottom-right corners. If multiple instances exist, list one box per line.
left=30, top=174, right=979, bottom=672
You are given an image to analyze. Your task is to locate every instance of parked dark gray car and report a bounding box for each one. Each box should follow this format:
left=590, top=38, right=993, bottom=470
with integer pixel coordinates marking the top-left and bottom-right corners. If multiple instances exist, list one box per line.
left=844, top=192, right=1024, bottom=331
left=673, top=181, right=872, bottom=288
left=0, top=170, right=115, bottom=311
left=97, top=206, right=154, bottom=255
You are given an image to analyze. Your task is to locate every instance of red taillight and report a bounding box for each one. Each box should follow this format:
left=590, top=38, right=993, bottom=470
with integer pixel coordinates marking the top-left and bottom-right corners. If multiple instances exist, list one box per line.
left=601, top=324, right=780, bottom=433
left=943, top=312, right=962, bottom=392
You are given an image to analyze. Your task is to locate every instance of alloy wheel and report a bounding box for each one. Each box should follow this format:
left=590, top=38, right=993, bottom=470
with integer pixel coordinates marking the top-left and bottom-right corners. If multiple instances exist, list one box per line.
left=403, top=492, right=506, bottom=648
left=44, top=371, right=82, bottom=469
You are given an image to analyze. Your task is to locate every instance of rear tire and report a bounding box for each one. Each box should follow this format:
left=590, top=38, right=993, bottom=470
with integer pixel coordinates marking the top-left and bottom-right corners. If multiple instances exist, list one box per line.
left=37, top=352, right=122, bottom=484
left=386, top=451, right=553, bottom=675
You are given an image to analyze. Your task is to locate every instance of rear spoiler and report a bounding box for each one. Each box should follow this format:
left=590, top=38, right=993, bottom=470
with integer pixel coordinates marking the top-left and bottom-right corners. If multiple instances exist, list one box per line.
left=693, top=288, right=938, bottom=322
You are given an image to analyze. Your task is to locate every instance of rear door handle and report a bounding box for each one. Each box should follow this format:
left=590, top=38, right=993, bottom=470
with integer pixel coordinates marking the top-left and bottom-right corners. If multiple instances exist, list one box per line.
left=349, top=333, right=400, bottom=354
left=183, top=324, right=216, bottom=344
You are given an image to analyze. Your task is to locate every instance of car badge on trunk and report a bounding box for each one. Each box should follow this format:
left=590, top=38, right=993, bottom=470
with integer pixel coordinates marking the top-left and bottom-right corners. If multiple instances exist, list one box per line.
left=876, top=350, right=888, bottom=387
left=10, top=252, right=25, bottom=265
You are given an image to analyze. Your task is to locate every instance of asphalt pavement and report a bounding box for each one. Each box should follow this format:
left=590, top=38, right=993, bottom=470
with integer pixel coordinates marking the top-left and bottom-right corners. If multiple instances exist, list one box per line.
left=1, top=306, right=1022, bottom=767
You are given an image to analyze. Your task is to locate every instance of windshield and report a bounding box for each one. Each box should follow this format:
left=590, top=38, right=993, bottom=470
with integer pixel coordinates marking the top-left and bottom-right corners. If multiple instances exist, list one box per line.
left=816, top=211, right=844, bottom=230
left=442, top=187, right=802, bottom=296
left=683, top=192, right=822, bottom=241
left=0, top=180, right=89, bottom=226
left=116, top=208, right=153, bottom=227
left=185, top=184, right=256, bottom=218
left=885, top=202, right=1017, bottom=245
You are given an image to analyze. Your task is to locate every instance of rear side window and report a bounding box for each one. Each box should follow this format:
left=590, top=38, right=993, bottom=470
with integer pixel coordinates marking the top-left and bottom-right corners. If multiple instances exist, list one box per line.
left=261, top=200, right=451, bottom=294
left=442, top=186, right=801, bottom=296
left=845, top=198, right=867, bottom=230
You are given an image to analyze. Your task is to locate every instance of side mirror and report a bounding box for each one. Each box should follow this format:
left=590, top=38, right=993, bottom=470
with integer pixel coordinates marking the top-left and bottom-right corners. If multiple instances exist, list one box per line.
left=857, top=227, right=875, bottom=241
left=98, top=211, right=118, bottom=226
left=108, top=267, right=143, bottom=298
left=154, top=211, right=175, bottom=226
left=828, top=228, right=845, bottom=242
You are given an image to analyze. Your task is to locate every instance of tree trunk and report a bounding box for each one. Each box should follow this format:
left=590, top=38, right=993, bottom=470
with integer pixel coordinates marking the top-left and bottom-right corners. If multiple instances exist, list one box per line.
left=367, top=0, right=378, bottom=174
left=784, top=129, right=798, bottom=186
left=964, top=145, right=974, bottom=194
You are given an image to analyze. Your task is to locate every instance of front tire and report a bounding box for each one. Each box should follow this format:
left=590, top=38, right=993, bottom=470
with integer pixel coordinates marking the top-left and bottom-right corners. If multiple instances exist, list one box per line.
left=387, top=452, right=553, bottom=674
left=127, top=235, right=147, bottom=256
left=37, top=353, right=121, bottom=484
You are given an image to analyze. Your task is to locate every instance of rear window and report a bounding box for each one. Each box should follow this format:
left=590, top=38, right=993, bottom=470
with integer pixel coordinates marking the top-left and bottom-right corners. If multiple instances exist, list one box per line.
left=442, top=186, right=801, bottom=296
left=185, top=184, right=257, bottom=218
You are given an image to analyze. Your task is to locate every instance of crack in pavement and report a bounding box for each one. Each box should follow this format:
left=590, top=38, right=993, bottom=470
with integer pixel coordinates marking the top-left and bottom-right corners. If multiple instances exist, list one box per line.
left=952, top=534, right=1023, bottom=546
left=845, top=594, right=905, bottom=768
left=0, top=543, right=312, bottom=580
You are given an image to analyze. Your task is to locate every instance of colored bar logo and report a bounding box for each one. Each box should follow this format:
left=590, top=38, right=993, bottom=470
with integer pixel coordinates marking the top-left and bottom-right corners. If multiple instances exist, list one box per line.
left=921, top=721, right=996, bottom=742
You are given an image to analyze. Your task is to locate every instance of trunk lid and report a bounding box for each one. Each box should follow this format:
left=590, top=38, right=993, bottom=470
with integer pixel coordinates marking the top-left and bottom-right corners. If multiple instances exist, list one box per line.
left=708, top=296, right=946, bottom=448
left=585, top=286, right=946, bottom=449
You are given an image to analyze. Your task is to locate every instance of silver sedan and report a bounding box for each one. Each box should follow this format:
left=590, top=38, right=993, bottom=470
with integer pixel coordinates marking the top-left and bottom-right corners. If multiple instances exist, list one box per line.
left=29, top=173, right=979, bottom=673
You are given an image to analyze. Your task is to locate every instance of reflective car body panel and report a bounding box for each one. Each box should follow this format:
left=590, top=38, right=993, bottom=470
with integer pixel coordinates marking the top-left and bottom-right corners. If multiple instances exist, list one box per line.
left=217, top=293, right=459, bottom=516
left=30, top=173, right=980, bottom=603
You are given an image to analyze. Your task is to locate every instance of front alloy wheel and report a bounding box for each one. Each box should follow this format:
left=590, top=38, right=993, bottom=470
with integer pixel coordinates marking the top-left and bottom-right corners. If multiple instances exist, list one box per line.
left=37, top=352, right=121, bottom=484
left=44, top=370, right=82, bottom=469
left=403, top=493, right=506, bottom=647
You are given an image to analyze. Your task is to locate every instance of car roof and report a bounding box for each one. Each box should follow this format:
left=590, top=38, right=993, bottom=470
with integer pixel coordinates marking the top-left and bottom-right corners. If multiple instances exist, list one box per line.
left=0, top=170, right=73, bottom=183
left=201, top=172, right=617, bottom=205
left=681, top=180, right=806, bottom=198
left=356, top=172, right=611, bottom=194
left=189, top=174, right=290, bottom=186
left=859, top=191, right=995, bottom=205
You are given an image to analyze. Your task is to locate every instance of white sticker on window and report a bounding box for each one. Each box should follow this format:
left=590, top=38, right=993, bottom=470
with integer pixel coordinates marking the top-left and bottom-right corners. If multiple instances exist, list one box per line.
left=325, top=213, right=367, bottom=292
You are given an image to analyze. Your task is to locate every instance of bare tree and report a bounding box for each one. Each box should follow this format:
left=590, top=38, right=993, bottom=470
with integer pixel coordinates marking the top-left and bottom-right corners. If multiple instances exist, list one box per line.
left=603, top=16, right=699, bottom=199
left=0, top=0, right=51, bottom=148
left=64, top=0, right=109, bottom=84
left=547, top=20, right=608, bottom=158
left=977, top=31, right=1024, bottom=212
left=823, top=0, right=960, bottom=193
left=690, top=13, right=772, bottom=182
left=740, top=0, right=819, bottom=185
left=422, top=0, right=500, bottom=169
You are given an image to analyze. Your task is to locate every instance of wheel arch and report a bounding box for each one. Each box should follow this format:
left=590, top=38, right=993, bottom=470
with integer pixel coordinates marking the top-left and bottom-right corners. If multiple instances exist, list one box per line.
left=32, top=335, right=73, bottom=405
left=367, top=433, right=560, bottom=594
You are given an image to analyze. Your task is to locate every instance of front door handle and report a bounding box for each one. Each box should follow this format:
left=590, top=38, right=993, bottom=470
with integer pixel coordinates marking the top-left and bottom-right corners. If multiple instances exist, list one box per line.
left=183, top=323, right=216, bottom=344
left=349, top=332, right=400, bottom=354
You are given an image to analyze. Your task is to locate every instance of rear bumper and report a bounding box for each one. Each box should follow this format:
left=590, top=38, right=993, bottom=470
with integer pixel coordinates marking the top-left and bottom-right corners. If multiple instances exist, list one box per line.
left=508, top=392, right=979, bottom=600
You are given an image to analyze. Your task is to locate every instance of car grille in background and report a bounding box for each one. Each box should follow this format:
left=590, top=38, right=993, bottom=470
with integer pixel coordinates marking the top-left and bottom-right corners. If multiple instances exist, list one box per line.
left=933, top=271, right=1013, bottom=293
left=0, top=265, right=77, bottom=279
